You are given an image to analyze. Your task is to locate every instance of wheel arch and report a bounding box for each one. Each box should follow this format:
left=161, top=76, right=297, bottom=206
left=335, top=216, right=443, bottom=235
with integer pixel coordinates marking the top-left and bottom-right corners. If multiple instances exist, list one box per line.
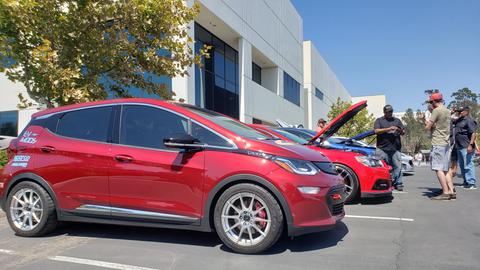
left=203, top=174, right=294, bottom=234
left=2, top=173, right=60, bottom=217
left=333, top=162, right=361, bottom=188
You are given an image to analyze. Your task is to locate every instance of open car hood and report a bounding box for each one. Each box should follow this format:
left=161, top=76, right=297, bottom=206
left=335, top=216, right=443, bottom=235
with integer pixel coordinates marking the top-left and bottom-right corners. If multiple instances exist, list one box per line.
left=309, top=100, right=368, bottom=143
left=349, top=129, right=375, bottom=141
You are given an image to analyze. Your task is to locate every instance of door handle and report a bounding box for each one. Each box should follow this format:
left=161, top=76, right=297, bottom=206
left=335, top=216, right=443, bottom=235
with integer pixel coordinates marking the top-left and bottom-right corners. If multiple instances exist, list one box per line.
left=115, top=154, right=133, bottom=163
left=40, top=146, right=55, bottom=153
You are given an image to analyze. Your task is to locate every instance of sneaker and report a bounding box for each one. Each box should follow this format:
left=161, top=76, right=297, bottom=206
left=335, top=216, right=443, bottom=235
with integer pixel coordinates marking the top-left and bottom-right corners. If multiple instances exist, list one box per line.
left=395, top=185, right=404, bottom=191
left=450, top=193, right=457, bottom=200
left=430, top=193, right=451, bottom=200
left=464, top=184, right=477, bottom=190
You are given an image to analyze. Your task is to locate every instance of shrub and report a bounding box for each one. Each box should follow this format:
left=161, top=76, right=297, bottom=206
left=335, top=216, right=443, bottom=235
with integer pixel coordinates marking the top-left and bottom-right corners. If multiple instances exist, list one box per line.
left=0, top=149, right=8, bottom=168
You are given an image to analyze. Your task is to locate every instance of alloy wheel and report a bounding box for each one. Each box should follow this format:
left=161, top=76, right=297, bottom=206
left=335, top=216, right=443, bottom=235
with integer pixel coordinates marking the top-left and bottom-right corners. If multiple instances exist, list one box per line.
left=335, top=165, right=353, bottom=197
left=9, top=188, right=44, bottom=231
left=221, top=192, right=271, bottom=247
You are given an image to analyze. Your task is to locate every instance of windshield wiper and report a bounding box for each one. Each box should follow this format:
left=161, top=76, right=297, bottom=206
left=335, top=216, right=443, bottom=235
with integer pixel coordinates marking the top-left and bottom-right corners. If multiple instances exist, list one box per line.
left=260, top=137, right=281, bottom=141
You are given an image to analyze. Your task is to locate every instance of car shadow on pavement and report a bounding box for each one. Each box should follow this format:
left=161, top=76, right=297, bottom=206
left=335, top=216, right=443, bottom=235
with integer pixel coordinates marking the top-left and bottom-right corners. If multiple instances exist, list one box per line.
left=46, top=220, right=348, bottom=254
left=348, top=196, right=394, bottom=205
left=249, top=221, right=348, bottom=254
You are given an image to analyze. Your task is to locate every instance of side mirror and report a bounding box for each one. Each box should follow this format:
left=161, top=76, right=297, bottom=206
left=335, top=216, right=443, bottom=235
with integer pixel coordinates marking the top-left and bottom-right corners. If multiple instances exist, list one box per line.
left=164, top=134, right=205, bottom=151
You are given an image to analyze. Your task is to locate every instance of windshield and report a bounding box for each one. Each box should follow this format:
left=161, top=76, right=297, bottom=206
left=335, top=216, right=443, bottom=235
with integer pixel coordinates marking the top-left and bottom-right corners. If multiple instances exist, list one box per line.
left=282, top=128, right=315, bottom=140
left=274, top=129, right=309, bottom=144
left=180, top=105, right=270, bottom=140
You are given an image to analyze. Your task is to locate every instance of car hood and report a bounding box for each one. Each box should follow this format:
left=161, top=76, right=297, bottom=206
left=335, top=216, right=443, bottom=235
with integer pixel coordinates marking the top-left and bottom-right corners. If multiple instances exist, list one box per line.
left=349, top=129, right=375, bottom=141
left=309, top=100, right=368, bottom=143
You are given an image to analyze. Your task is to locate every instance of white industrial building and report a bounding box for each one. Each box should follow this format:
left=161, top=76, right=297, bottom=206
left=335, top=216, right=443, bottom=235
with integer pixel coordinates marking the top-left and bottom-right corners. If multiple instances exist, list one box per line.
left=352, top=95, right=387, bottom=118
left=0, top=0, right=355, bottom=137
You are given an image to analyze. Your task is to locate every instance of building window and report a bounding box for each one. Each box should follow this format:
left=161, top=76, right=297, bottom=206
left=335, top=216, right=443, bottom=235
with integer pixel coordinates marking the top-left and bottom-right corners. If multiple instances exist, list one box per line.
left=283, top=72, right=300, bottom=106
left=252, top=62, right=262, bottom=85
left=194, top=23, right=239, bottom=119
left=0, top=110, right=18, bottom=137
left=315, top=88, right=324, bottom=100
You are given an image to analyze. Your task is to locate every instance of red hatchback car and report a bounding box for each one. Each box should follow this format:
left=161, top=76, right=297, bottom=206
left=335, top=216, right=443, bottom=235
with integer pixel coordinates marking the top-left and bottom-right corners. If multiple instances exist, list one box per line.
left=0, top=99, right=345, bottom=254
left=250, top=101, right=393, bottom=203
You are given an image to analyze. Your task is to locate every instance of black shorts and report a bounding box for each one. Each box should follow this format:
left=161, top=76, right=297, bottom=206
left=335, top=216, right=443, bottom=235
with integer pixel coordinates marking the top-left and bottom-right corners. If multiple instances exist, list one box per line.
left=450, top=146, right=457, bottom=163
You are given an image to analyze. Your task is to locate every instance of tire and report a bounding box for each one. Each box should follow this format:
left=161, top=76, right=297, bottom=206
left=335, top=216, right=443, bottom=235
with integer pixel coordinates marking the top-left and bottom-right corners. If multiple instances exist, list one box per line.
left=334, top=164, right=359, bottom=203
left=6, top=181, right=58, bottom=237
left=213, top=183, right=284, bottom=254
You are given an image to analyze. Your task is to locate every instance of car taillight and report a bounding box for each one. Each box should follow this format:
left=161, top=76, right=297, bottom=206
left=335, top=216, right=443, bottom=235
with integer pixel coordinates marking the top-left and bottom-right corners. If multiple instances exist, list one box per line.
left=7, top=139, right=18, bottom=160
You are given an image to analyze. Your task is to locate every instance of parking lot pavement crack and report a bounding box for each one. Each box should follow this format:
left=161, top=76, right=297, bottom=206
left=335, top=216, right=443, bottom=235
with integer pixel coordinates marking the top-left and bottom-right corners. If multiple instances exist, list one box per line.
left=393, top=206, right=408, bottom=270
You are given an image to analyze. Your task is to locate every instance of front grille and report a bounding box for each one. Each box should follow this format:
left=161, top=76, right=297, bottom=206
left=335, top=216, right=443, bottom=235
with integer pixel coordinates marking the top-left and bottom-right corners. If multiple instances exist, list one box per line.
left=373, top=179, right=391, bottom=190
left=327, top=185, right=346, bottom=216
left=331, top=202, right=344, bottom=216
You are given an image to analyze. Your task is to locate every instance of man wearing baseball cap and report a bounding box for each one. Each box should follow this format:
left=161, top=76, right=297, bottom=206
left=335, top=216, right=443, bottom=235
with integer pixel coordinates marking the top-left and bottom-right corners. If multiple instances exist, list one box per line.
left=454, top=106, right=477, bottom=189
left=374, top=104, right=405, bottom=191
left=425, top=92, right=455, bottom=200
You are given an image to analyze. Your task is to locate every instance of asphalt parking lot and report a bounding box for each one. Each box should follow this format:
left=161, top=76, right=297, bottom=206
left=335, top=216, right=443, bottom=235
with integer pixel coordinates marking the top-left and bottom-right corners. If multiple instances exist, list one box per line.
left=0, top=167, right=479, bottom=270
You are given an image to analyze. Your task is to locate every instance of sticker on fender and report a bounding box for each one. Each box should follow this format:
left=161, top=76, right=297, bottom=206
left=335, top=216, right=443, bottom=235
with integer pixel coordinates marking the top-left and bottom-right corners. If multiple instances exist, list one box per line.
left=20, top=131, right=38, bottom=144
left=11, top=155, right=31, bottom=168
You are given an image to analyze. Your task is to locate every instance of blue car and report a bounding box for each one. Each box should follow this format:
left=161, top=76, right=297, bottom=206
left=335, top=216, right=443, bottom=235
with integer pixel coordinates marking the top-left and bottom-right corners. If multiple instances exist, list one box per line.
left=278, top=128, right=376, bottom=155
left=280, top=128, right=414, bottom=175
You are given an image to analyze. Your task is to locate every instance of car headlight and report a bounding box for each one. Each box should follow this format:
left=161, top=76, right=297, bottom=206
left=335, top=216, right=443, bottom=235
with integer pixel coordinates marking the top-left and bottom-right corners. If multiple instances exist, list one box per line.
left=273, top=157, right=319, bottom=175
left=355, top=156, right=384, bottom=168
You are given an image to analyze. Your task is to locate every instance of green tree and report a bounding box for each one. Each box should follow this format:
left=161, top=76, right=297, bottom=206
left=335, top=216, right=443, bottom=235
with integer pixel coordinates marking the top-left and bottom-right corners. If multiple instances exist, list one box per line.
left=0, top=0, right=207, bottom=108
left=401, top=108, right=431, bottom=153
left=448, top=87, right=478, bottom=119
left=327, top=98, right=375, bottom=138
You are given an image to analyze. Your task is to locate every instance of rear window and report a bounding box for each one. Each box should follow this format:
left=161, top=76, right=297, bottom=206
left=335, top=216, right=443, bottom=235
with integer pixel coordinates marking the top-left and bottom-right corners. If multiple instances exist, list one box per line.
left=56, top=106, right=113, bottom=142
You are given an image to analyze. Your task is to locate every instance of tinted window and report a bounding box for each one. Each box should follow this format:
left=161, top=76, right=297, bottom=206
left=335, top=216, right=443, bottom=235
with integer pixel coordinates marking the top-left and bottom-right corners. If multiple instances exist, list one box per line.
left=57, top=107, right=112, bottom=142
left=282, top=129, right=315, bottom=141
left=191, top=122, right=232, bottom=148
left=252, top=62, right=261, bottom=85
left=0, top=110, right=18, bottom=136
left=273, top=129, right=308, bottom=144
left=315, top=88, right=324, bottom=100
left=283, top=72, right=300, bottom=106
left=120, top=105, right=188, bottom=150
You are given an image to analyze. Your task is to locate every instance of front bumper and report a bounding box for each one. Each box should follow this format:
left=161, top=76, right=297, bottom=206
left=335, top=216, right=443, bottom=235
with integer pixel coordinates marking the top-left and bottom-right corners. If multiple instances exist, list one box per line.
left=287, top=184, right=346, bottom=237
left=361, top=190, right=393, bottom=198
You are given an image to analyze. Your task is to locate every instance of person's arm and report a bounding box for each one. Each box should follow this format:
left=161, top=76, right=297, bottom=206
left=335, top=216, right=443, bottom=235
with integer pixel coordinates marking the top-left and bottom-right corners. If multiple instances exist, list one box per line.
left=425, top=109, right=437, bottom=131
left=375, top=126, right=398, bottom=134
left=374, top=118, right=398, bottom=134
left=467, top=119, right=477, bottom=153
left=397, top=119, right=405, bottom=135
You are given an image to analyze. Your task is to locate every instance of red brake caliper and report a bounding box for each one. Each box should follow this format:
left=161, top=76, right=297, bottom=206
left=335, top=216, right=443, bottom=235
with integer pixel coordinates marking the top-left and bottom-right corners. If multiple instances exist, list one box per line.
left=254, top=201, right=267, bottom=229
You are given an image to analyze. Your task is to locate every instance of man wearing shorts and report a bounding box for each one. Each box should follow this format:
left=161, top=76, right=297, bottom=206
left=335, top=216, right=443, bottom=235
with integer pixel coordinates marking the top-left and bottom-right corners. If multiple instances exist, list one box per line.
left=425, top=92, right=454, bottom=200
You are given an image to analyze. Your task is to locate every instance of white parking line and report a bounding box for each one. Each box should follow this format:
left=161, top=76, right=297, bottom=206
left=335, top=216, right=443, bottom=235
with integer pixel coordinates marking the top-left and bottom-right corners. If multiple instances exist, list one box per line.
left=0, top=249, right=15, bottom=255
left=49, top=256, right=159, bottom=270
left=392, top=191, right=408, bottom=194
left=345, top=214, right=414, bottom=222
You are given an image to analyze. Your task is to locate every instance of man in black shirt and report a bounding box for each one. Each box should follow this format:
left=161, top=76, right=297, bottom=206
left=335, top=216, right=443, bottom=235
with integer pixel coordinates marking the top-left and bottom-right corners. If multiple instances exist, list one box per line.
left=374, top=105, right=405, bottom=191
left=454, top=106, right=477, bottom=189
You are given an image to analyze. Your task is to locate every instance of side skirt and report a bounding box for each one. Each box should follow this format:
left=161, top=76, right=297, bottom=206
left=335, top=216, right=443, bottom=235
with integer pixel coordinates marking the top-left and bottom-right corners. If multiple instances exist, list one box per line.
left=58, top=205, right=212, bottom=233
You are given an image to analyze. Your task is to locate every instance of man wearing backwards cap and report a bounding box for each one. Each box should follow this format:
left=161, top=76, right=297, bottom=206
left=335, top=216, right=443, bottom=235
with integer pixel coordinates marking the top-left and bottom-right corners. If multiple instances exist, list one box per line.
left=374, top=104, right=405, bottom=191
left=454, top=106, right=477, bottom=189
left=425, top=92, right=455, bottom=200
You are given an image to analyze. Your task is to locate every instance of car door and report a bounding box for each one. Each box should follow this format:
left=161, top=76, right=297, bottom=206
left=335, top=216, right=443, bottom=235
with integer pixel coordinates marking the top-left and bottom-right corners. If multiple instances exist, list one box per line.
left=108, top=104, right=206, bottom=224
left=33, top=106, right=114, bottom=213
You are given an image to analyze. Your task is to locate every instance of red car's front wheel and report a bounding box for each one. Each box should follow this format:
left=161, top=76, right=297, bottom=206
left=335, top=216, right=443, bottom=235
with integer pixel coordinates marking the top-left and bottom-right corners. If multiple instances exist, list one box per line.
left=213, top=183, right=284, bottom=254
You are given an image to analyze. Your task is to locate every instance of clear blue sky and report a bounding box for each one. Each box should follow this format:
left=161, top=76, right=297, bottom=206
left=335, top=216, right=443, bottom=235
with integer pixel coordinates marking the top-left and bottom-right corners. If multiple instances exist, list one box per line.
left=292, top=0, right=480, bottom=112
